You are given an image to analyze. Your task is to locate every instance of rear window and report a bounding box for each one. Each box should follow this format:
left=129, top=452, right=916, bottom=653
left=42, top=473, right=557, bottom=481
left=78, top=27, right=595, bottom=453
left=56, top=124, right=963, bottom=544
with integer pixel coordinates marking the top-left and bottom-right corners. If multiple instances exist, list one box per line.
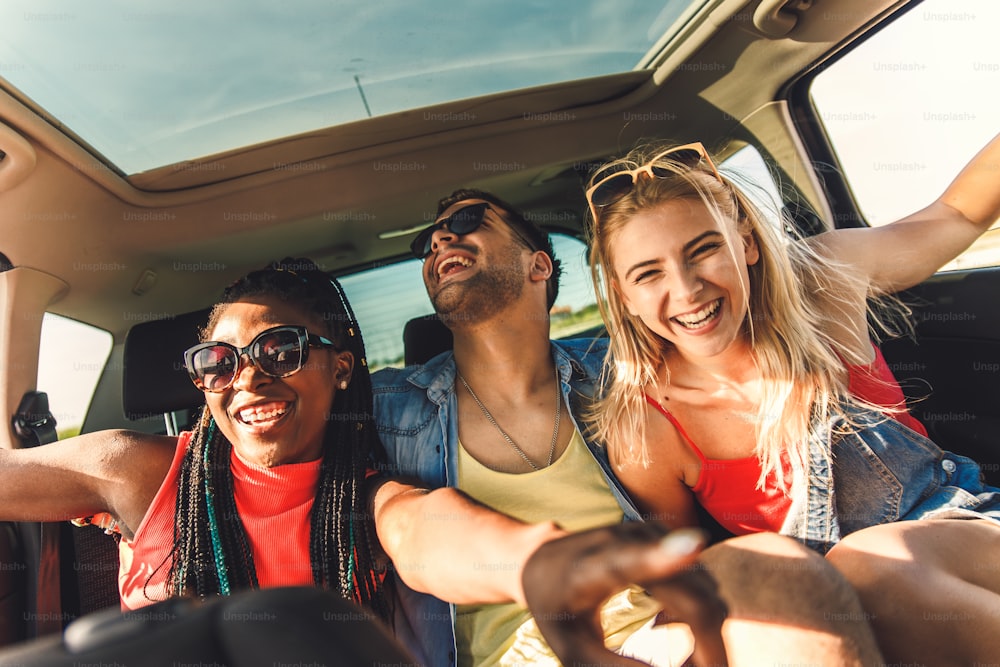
left=341, top=234, right=601, bottom=370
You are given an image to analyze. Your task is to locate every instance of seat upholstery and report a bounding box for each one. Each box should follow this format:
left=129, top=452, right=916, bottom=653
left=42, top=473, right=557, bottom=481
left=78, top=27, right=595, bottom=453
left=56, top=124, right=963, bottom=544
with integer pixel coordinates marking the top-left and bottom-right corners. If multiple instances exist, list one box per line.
left=402, top=314, right=453, bottom=366
left=0, top=523, right=26, bottom=647
left=122, top=308, right=210, bottom=420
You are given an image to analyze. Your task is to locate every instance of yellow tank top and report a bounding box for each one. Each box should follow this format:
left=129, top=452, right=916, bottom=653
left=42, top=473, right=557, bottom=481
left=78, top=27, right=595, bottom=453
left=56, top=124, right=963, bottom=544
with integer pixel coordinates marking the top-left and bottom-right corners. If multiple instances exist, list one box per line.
left=455, top=429, right=660, bottom=666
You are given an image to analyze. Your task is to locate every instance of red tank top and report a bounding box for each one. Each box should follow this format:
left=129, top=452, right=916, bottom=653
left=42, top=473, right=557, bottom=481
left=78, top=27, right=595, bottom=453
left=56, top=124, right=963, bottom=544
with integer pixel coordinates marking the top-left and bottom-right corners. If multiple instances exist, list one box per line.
left=118, top=431, right=320, bottom=609
left=647, top=345, right=926, bottom=535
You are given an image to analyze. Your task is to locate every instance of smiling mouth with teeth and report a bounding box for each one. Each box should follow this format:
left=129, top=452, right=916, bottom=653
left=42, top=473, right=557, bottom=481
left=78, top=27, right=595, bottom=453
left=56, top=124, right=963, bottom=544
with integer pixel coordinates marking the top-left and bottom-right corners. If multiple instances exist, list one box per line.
left=671, top=298, right=722, bottom=330
left=437, top=255, right=474, bottom=278
left=238, top=403, right=289, bottom=424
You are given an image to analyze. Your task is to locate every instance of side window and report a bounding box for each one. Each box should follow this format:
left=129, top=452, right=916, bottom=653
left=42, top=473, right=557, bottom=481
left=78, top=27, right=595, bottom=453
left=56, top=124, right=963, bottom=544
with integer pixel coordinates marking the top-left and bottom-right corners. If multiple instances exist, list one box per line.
left=810, top=0, right=1000, bottom=270
left=341, top=233, right=604, bottom=370
left=721, top=144, right=785, bottom=229
left=37, top=313, right=113, bottom=439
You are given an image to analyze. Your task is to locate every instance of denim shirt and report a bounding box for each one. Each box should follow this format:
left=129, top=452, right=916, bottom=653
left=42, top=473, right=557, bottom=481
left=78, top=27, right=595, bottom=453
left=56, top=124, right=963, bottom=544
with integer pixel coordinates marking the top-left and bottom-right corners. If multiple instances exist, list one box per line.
left=371, top=338, right=640, bottom=667
left=780, top=405, right=1000, bottom=553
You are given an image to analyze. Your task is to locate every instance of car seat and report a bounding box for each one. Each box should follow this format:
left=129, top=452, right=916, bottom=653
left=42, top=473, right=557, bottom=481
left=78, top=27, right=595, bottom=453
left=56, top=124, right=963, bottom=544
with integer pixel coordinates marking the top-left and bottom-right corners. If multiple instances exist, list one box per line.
left=122, top=308, right=210, bottom=433
left=402, top=314, right=453, bottom=366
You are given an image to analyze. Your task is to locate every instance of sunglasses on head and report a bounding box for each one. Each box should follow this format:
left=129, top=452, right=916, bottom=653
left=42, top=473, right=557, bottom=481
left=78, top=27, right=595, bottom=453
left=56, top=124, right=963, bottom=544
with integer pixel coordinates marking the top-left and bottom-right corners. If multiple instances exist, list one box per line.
left=410, top=202, right=537, bottom=259
left=585, top=142, right=722, bottom=224
left=184, top=325, right=336, bottom=393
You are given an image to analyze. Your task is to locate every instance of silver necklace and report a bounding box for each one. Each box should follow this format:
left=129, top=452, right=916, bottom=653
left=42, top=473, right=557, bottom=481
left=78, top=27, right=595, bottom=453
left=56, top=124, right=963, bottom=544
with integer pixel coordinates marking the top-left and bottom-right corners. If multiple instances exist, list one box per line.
left=458, top=369, right=561, bottom=471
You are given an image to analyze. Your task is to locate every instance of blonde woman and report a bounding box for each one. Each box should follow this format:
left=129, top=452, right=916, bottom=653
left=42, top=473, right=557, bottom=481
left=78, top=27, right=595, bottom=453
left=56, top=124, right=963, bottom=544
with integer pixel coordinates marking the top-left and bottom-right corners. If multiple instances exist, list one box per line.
left=585, top=135, right=1000, bottom=666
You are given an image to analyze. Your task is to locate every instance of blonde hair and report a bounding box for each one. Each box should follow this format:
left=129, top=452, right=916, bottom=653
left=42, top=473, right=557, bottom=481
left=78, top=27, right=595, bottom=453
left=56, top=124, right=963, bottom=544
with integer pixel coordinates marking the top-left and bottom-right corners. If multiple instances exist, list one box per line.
left=585, top=143, right=899, bottom=488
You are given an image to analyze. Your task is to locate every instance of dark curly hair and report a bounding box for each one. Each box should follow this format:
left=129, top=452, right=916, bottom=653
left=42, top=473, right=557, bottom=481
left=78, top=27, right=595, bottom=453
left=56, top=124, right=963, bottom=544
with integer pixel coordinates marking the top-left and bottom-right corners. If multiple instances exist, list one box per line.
left=166, top=258, right=390, bottom=619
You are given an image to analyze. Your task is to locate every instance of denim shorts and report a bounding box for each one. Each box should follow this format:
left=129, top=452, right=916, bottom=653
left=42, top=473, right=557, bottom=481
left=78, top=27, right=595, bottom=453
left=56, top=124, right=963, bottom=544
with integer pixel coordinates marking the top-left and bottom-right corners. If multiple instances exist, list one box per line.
left=782, top=407, right=1000, bottom=551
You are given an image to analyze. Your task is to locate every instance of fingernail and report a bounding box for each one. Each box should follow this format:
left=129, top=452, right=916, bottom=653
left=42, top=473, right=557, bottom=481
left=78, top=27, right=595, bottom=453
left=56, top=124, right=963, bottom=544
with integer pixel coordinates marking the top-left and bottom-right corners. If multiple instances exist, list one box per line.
left=659, top=528, right=704, bottom=558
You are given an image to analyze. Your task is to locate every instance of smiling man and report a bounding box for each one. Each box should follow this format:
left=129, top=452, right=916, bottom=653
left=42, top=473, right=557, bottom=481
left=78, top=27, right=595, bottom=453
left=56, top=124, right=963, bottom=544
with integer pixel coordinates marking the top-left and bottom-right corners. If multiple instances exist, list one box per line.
left=369, top=189, right=883, bottom=667
left=417, top=193, right=559, bottom=324
left=371, top=189, right=655, bottom=665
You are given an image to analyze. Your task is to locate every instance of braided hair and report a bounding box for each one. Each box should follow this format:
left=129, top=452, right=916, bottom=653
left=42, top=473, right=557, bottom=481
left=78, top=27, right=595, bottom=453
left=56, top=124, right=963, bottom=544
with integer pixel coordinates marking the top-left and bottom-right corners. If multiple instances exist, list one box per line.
left=166, top=258, right=390, bottom=618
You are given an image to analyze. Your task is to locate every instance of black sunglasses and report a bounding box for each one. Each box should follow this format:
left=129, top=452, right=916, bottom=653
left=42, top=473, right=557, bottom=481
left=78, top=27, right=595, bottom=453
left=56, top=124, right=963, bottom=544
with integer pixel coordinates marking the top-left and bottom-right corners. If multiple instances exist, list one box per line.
left=410, top=202, right=539, bottom=259
left=410, top=203, right=492, bottom=259
left=184, top=325, right=336, bottom=393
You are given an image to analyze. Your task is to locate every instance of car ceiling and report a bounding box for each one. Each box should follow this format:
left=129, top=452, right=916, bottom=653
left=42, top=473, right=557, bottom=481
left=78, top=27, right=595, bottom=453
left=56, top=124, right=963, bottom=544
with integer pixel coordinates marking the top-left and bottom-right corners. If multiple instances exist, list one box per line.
left=0, top=0, right=907, bottom=340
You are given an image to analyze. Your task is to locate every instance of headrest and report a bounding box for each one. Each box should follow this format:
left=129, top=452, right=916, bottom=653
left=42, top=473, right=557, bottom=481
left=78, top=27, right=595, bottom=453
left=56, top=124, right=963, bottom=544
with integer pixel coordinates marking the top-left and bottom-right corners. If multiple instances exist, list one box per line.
left=122, top=309, right=210, bottom=420
left=402, top=314, right=453, bottom=366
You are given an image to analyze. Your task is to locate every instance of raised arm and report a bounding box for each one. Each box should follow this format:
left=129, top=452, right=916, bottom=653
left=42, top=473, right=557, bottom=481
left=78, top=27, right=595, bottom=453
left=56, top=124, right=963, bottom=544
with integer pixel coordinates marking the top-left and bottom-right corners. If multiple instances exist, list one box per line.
left=819, top=132, right=1000, bottom=293
left=0, top=429, right=176, bottom=539
left=371, top=478, right=566, bottom=606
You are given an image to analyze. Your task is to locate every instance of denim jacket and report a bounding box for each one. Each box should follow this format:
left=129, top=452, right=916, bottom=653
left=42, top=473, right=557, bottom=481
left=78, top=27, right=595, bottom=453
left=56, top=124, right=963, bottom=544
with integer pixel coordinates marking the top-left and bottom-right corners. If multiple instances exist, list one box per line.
left=780, top=406, right=1000, bottom=553
left=371, top=338, right=640, bottom=667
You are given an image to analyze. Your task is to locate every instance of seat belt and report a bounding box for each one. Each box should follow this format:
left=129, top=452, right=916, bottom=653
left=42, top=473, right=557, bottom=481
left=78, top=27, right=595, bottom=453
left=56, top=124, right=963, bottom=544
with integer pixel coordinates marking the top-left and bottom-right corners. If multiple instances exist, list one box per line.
left=12, top=391, right=58, bottom=447
left=11, top=391, right=63, bottom=637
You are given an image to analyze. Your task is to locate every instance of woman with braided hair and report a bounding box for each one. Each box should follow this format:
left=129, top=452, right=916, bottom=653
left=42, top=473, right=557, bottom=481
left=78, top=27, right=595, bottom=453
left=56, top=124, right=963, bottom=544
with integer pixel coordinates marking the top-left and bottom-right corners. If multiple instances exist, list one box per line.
left=155, top=258, right=389, bottom=615
left=0, top=258, right=390, bottom=617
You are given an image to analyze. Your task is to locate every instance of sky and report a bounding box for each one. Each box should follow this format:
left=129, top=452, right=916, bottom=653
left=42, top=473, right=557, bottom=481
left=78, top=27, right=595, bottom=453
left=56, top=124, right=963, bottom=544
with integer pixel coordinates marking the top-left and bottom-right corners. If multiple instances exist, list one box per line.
left=0, top=0, right=686, bottom=173
left=25, top=0, right=1000, bottom=431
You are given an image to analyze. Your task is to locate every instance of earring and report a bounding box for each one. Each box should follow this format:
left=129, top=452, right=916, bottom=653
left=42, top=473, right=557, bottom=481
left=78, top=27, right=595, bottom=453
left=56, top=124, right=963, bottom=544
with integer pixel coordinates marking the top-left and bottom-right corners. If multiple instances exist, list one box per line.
left=339, top=380, right=348, bottom=390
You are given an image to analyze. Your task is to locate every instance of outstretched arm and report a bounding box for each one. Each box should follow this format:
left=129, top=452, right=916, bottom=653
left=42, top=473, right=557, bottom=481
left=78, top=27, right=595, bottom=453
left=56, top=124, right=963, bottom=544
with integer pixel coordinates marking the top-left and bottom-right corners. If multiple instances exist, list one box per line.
left=820, top=131, right=1000, bottom=293
left=372, top=480, right=728, bottom=664
left=0, top=429, right=176, bottom=539
left=371, top=478, right=567, bottom=606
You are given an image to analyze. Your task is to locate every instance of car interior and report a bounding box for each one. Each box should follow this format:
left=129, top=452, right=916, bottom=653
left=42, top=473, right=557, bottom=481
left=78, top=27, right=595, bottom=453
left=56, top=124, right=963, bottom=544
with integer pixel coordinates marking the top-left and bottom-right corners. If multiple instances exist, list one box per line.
left=0, top=0, right=997, bottom=658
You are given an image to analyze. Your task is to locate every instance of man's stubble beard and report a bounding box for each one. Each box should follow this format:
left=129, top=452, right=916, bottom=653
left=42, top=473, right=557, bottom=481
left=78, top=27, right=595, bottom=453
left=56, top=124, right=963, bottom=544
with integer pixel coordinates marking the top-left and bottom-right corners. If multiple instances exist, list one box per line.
left=431, top=249, right=525, bottom=326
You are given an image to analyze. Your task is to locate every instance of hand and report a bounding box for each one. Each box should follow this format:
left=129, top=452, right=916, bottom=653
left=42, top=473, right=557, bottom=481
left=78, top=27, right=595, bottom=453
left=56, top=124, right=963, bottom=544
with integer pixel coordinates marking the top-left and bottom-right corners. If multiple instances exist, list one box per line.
left=522, top=522, right=727, bottom=666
